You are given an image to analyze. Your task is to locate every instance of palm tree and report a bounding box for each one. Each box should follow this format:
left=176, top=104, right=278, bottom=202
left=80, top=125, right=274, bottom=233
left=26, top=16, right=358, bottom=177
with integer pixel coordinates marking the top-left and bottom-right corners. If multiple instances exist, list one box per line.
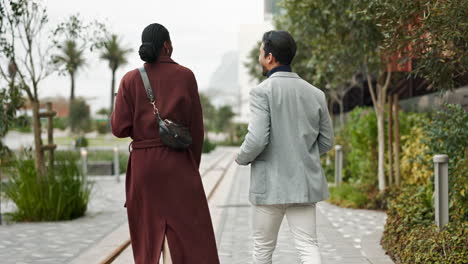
left=54, top=39, right=86, bottom=113
left=100, top=34, right=132, bottom=115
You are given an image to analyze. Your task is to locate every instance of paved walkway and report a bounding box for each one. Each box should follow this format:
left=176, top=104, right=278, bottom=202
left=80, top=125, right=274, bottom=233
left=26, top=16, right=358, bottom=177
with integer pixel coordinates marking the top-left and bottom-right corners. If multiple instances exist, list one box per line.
left=0, top=148, right=225, bottom=264
left=216, top=166, right=393, bottom=264
left=0, top=147, right=393, bottom=263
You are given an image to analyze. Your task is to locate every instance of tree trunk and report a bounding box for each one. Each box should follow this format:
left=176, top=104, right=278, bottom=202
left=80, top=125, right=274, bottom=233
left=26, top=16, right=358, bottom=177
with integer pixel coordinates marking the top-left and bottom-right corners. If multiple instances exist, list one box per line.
left=110, top=69, right=116, bottom=115
left=69, top=72, right=75, bottom=122
left=366, top=64, right=391, bottom=192
left=376, top=108, right=386, bottom=191
left=46, top=102, right=55, bottom=172
left=393, top=94, right=401, bottom=186
left=31, top=100, right=46, bottom=177
left=387, top=95, right=393, bottom=186
left=70, top=72, right=75, bottom=102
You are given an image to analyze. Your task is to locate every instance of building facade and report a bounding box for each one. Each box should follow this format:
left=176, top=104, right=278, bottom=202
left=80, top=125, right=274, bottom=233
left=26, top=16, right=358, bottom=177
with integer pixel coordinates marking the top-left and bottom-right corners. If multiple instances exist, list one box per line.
left=235, top=0, right=280, bottom=123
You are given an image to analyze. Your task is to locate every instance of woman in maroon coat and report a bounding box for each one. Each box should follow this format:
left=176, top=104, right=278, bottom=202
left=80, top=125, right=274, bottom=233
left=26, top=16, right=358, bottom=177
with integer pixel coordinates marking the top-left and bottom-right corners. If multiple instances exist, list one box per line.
left=110, top=23, right=220, bottom=264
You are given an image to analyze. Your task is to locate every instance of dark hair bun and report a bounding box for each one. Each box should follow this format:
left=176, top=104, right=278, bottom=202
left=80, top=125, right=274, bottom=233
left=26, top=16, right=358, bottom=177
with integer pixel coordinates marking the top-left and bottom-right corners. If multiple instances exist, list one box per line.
left=138, top=42, right=156, bottom=62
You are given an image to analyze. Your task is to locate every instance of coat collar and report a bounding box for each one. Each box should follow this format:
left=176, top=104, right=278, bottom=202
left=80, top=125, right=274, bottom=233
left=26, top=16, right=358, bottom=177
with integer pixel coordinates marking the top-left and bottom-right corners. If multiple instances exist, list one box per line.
left=267, top=65, right=292, bottom=77
left=145, top=56, right=178, bottom=66
left=269, top=71, right=300, bottom=79
left=158, top=56, right=177, bottom=64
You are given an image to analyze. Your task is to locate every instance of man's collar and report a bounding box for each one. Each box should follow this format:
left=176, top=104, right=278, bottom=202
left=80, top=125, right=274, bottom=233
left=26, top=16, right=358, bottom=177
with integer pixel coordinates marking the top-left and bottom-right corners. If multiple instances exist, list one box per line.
left=267, top=65, right=292, bottom=78
left=269, top=71, right=300, bottom=79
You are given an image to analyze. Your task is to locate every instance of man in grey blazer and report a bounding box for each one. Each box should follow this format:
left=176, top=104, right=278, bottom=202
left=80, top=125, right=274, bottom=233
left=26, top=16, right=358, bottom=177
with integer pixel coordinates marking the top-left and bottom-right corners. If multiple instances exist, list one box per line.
left=236, top=30, right=334, bottom=264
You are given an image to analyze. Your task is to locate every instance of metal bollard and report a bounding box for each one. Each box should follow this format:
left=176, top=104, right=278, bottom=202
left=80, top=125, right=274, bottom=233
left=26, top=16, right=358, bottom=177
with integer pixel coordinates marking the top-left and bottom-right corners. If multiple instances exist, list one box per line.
left=335, top=145, right=343, bottom=187
left=113, top=146, right=120, bottom=183
left=0, top=173, right=2, bottom=225
left=80, top=147, right=88, bottom=177
left=433, top=154, right=449, bottom=229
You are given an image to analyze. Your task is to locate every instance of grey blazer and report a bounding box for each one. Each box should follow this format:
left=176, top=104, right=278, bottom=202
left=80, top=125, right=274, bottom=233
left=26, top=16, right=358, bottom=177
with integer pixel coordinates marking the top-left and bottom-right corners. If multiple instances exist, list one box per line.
left=236, top=71, right=334, bottom=205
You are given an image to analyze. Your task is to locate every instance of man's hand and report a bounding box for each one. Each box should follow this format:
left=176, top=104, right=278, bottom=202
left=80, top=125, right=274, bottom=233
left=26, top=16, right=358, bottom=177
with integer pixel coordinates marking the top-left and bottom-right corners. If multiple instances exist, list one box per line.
left=235, top=154, right=243, bottom=165
left=235, top=153, right=250, bottom=166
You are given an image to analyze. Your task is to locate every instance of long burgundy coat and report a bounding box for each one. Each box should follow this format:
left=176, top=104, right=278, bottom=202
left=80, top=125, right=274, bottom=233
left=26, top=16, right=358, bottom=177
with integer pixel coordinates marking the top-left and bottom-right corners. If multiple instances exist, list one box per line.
left=110, top=56, right=220, bottom=264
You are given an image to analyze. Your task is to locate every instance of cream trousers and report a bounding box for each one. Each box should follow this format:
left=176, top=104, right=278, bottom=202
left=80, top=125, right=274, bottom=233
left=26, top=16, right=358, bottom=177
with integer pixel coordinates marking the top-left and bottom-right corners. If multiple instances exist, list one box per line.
left=252, top=203, right=322, bottom=264
left=160, top=235, right=172, bottom=264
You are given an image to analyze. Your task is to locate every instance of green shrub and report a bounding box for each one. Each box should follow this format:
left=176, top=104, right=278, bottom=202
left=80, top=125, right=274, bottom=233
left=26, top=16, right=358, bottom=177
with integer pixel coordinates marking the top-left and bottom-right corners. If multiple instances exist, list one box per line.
left=381, top=184, right=467, bottom=263
left=69, top=99, right=92, bottom=133
left=320, top=154, right=335, bottom=182
left=324, top=107, right=424, bottom=210
left=328, top=182, right=397, bottom=210
left=339, top=107, right=378, bottom=184
left=218, top=123, right=249, bottom=146
left=328, top=183, right=369, bottom=208
left=202, top=138, right=217, bottom=153
left=423, top=104, right=468, bottom=173
left=400, top=223, right=467, bottom=264
left=53, top=117, right=68, bottom=130
left=450, top=159, right=467, bottom=222
left=332, top=107, right=422, bottom=185
left=95, top=120, right=109, bottom=134
left=422, top=104, right=467, bottom=222
left=74, top=136, right=88, bottom=148
left=400, top=125, right=432, bottom=185
left=230, top=123, right=249, bottom=146
left=214, top=105, right=235, bottom=132
left=4, top=151, right=92, bottom=221
left=381, top=104, right=468, bottom=263
left=11, top=115, right=32, bottom=133
left=365, top=185, right=399, bottom=211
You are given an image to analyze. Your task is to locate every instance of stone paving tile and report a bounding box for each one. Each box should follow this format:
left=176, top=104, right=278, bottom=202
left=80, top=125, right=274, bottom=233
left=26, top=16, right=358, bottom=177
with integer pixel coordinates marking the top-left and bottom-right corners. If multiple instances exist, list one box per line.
left=216, top=165, right=394, bottom=264
left=318, top=202, right=393, bottom=263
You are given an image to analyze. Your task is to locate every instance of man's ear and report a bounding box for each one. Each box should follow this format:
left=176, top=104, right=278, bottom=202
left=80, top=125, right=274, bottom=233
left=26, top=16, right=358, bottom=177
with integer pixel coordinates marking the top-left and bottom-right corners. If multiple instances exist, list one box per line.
left=267, top=53, right=274, bottom=65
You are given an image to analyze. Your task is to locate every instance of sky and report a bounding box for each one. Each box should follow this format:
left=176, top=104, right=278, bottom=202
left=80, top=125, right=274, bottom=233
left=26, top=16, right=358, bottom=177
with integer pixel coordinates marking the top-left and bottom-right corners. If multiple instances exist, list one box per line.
left=39, top=0, right=264, bottom=113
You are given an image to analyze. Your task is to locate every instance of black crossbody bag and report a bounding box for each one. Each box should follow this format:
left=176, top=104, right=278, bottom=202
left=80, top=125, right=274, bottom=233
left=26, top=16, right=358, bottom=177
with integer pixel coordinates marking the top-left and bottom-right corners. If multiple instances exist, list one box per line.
left=138, top=66, right=192, bottom=150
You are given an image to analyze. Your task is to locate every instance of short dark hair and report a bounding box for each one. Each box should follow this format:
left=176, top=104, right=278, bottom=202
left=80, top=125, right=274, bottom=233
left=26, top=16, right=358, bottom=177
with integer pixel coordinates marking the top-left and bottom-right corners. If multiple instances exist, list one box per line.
left=262, top=30, right=297, bottom=65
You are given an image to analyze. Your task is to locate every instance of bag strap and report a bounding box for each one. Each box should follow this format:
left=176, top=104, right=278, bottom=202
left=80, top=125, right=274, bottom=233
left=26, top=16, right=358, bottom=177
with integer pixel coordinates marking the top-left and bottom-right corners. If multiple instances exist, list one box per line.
left=138, top=66, right=161, bottom=116
left=138, top=66, right=155, bottom=103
